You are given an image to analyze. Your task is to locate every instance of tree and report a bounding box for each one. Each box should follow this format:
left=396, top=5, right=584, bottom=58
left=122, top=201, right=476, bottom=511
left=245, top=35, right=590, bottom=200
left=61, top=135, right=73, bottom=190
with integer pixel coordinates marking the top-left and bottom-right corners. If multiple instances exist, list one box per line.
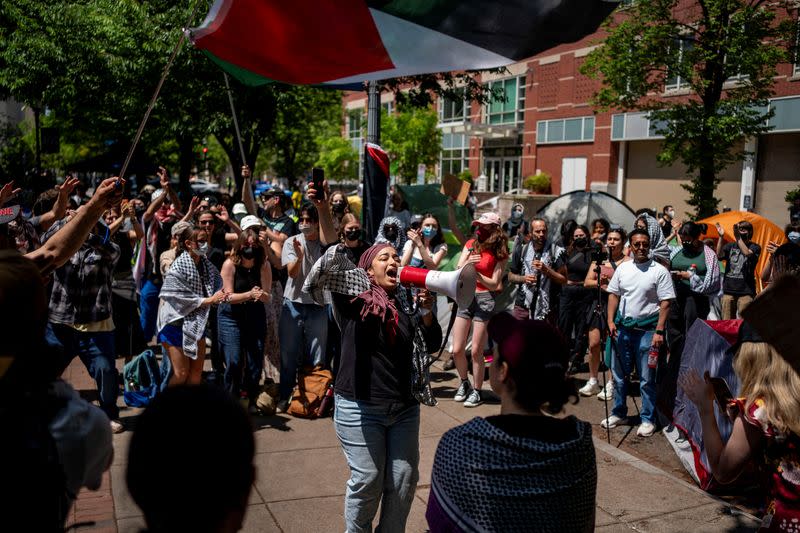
left=315, top=136, right=358, bottom=184
left=381, top=105, right=442, bottom=185
left=581, top=0, right=795, bottom=217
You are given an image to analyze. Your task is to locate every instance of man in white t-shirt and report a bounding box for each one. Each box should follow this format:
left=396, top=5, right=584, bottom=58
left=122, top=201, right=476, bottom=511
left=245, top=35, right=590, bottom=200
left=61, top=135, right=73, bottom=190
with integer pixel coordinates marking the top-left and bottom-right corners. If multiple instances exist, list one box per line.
left=602, top=228, right=675, bottom=437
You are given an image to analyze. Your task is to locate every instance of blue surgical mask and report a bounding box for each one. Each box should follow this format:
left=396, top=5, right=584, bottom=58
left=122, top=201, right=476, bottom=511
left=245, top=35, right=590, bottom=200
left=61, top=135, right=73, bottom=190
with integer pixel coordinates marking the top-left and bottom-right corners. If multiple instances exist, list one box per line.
left=788, top=231, right=800, bottom=244
left=511, top=210, right=522, bottom=220
left=422, top=226, right=436, bottom=238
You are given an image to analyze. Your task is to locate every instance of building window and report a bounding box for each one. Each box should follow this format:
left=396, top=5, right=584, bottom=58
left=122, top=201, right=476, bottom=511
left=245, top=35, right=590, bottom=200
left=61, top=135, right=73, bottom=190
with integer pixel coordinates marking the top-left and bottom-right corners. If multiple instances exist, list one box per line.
left=665, top=37, right=693, bottom=91
left=381, top=101, right=394, bottom=115
left=440, top=133, right=468, bottom=177
left=794, top=19, right=800, bottom=77
left=439, top=90, right=467, bottom=123
left=536, top=117, right=595, bottom=144
left=347, top=109, right=363, bottom=152
left=485, top=76, right=525, bottom=125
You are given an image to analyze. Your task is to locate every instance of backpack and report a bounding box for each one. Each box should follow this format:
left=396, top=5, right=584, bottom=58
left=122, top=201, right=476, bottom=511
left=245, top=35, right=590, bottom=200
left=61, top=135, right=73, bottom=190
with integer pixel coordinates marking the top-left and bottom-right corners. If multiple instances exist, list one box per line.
left=288, top=366, right=334, bottom=419
left=123, top=349, right=163, bottom=407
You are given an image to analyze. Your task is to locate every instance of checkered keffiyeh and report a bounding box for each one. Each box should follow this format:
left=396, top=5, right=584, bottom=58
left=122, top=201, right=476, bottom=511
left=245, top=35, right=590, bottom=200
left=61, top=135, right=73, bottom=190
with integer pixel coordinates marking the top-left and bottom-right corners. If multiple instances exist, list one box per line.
left=303, top=244, right=371, bottom=305
left=157, top=251, right=221, bottom=360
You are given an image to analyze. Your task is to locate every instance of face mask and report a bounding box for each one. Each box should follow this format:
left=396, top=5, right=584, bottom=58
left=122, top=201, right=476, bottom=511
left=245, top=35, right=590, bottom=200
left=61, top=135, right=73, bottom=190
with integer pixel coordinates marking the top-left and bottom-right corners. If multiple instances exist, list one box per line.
left=384, top=226, right=398, bottom=242
left=332, top=202, right=345, bottom=214
left=241, top=246, right=256, bottom=260
left=299, top=223, right=314, bottom=235
left=195, top=242, right=209, bottom=257
left=475, top=227, right=491, bottom=241
left=573, top=237, right=588, bottom=248
left=511, top=210, right=522, bottom=220
left=344, top=229, right=361, bottom=242
left=422, top=226, right=436, bottom=238
left=667, top=210, right=675, bottom=218
left=134, top=206, right=146, bottom=217
left=788, top=231, right=800, bottom=244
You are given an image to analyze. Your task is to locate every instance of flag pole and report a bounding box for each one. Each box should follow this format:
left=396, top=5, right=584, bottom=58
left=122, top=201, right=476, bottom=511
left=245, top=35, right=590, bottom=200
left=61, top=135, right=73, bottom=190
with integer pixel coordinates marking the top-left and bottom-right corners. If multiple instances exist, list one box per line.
left=119, top=2, right=202, bottom=181
left=223, top=72, right=248, bottom=166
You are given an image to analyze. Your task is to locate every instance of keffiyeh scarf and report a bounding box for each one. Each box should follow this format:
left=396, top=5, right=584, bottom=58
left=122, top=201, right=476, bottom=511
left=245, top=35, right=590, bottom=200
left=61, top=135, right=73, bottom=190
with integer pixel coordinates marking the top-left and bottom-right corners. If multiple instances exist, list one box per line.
left=520, top=240, right=554, bottom=320
left=157, top=251, right=221, bottom=360
left=640, top=213, right=671, bottom=264
left=669, top=243, right=722, bottom=296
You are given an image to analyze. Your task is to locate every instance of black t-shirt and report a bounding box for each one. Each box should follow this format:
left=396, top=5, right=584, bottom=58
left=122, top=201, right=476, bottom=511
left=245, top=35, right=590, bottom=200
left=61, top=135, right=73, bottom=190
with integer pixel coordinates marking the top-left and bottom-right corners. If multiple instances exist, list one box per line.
left=720, top=241, right=761, bottom=296
left=333, top=292, right=442, bottom=404
left=555, top=248, right=592, bottom=283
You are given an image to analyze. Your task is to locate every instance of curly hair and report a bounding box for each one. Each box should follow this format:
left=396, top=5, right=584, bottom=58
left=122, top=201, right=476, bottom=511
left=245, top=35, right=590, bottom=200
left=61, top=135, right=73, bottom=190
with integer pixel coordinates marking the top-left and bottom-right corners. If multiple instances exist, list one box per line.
left=473, top=225, right=509, bottom=261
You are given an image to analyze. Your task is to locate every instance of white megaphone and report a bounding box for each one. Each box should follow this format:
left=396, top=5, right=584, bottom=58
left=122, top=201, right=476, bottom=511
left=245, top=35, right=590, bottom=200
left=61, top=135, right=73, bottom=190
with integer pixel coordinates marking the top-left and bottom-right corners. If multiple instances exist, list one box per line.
left=398, top=264, right=477, bottom=308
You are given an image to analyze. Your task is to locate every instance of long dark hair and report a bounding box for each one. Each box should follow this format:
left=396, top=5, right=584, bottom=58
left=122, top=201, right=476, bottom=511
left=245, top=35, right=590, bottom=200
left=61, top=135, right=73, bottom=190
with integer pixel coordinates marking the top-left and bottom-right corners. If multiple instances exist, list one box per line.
left=229, top=228, right=263, bottom=269
left=567, top=224, right=591, bottom=255
left=421, top=212, right=444, bottom=250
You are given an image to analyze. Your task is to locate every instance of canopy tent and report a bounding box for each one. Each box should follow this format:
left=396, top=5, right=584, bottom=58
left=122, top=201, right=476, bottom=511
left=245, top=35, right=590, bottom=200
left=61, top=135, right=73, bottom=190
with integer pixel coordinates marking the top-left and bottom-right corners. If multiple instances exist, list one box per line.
left=535, top=191, right=637, bottom=243
left=698, top=211, right=787, bottom=293
left=188, top=0, right=619, bottom=87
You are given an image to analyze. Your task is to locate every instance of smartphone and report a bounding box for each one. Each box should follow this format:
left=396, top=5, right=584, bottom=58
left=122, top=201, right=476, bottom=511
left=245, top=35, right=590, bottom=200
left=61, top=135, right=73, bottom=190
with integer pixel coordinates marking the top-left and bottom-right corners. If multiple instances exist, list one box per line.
left=708, top=376, right=734, bottom=408
left=311, top=168, right=325, bottom=200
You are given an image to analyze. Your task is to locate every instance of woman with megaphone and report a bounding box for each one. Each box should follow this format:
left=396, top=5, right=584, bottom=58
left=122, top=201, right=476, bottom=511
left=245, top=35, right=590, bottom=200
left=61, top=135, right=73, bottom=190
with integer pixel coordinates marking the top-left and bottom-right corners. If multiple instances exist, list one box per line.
left=450, top=212, right=510, bottom=408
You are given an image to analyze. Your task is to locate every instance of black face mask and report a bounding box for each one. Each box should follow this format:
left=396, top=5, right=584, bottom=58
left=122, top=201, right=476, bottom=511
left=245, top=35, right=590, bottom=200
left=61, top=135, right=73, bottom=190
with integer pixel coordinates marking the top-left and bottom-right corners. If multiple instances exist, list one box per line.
left=344, top=229, right=361, bottom=242
left=134, top=206, right=146, bottom=217
left=332, top=202, right=346, bottom=214
left=383, top=226, right=398, bottom=242
left=241, top=246, right=256, bottom=260
left=573, top=237, right=588, bottom=248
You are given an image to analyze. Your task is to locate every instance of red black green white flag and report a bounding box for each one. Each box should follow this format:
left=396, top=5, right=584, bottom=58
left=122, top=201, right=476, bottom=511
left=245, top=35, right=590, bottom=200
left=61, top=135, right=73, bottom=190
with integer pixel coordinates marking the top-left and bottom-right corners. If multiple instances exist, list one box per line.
left=189, top=0, right=619, bottom=87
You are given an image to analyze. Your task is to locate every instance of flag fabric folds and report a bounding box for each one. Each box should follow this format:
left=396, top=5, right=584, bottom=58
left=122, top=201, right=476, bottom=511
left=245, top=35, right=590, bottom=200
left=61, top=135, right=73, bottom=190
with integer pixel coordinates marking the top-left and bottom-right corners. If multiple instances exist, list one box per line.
left=189, top=0, right=619, bottom=87
left=362, top=143, right=390, bottom=242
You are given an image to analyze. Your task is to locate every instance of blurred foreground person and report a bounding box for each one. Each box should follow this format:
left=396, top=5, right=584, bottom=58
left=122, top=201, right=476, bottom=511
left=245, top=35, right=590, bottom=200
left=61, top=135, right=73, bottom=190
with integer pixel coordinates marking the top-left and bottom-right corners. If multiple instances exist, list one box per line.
left=0, top=251, right=112, bottom=530
left=427, top=313, right=596, bottom=533
left=127, top=384, right=254, bottom=533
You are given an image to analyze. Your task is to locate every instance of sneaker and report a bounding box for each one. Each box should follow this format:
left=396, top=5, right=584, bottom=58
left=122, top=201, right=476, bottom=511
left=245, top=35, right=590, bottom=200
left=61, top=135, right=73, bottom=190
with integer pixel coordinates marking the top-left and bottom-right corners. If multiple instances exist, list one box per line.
left=597, top=380, right=614, bottom=401
left=579, top=380, right=601, bottom=397
left=275, top=399, right=290, bottom=414
left=464, top=389, right=483, bottom=407
left=453, top=379, right=471, bottom=402
left=637, top=422, right=656, bottom=437
left=601, top=414, right=624, bottom=429
left=110, top=419, right=125, bottom=434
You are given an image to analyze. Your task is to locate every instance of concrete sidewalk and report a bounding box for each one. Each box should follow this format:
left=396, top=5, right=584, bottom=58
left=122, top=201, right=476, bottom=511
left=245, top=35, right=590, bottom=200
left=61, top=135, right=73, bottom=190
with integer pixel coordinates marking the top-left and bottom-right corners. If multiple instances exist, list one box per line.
left=95, top=365, right=760, bottom=533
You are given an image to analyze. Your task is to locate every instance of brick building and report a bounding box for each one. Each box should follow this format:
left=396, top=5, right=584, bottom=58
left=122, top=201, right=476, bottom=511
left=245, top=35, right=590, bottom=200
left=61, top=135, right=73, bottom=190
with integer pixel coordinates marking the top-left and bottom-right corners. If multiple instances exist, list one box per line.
left=342, top=7, right=800, bottom=224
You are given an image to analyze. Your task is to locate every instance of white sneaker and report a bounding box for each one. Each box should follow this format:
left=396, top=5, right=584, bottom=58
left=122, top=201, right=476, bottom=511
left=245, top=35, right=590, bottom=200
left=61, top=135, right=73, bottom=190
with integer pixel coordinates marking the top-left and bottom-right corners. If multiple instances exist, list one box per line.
left=637, top=422, right=656, bottom=437
left=464, top=389, right=483, bottom=408
left=579, top=380, right=601, bottom=397
left=597, top=380, right=614, bottom=401
left=453, top=380, right=471, bottom=402
left=110, top=419, right=125, bottom=434
left=601, top=414, right=624, bottom=429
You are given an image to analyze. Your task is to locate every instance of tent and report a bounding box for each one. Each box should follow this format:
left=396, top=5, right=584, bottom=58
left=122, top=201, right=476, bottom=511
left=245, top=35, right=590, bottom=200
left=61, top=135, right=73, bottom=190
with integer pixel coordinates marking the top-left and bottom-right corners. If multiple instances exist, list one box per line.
left=535, top=191, right=637, bottom=243
left=666, top=319, right=743, bottom=490
left=698, top=211, right=787, bottom=293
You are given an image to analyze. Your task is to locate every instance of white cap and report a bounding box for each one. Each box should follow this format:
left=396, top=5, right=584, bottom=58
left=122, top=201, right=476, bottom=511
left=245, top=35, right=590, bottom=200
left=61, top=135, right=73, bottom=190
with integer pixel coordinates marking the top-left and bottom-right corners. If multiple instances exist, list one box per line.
left=240, top=215, right=264, bottom=232
left=151, top=188, right=165, bottom=202
left=232, top=203, right=247, bottom=215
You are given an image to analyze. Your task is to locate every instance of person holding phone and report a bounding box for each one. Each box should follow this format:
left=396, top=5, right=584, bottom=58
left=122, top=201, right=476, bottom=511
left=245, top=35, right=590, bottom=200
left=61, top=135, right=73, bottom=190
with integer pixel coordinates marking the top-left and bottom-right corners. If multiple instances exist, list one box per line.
left=681, top=325, right=800, bottom=530
left=401, top=213, right=448, bottom=270
left=715, top=221, right=760, bottom=319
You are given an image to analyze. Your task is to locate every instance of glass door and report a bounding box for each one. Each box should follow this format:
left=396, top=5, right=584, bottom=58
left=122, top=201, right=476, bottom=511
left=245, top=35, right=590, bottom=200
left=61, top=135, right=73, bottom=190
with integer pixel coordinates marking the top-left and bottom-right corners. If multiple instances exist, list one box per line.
left=484, top=158, right=502, bottom=192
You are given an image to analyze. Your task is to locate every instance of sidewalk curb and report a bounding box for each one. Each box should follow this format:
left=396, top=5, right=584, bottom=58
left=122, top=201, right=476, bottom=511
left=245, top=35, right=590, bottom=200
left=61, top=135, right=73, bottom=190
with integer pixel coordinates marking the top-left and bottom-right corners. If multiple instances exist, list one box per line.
left=592, top=436, right=761, bottom=523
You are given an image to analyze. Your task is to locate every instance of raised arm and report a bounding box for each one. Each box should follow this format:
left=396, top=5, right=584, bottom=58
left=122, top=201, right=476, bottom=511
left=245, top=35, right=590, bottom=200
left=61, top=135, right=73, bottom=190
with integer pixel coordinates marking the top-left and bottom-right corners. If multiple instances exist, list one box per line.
left=447, top=198, right=467, bottom=246
left=309, top=180, right=336, bottom=246
left=37, top=176, right=79, bottom=232
left=241, top=165, right=258, bottom=216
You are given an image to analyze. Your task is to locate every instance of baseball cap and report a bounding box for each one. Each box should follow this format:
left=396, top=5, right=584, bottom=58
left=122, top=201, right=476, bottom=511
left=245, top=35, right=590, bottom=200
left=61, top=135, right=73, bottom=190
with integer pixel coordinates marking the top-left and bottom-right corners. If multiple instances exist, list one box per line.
left=0, top=205, right=20, bottom=225
left=171, top=220, right=193, bottom=237
left=260, top=188, right=283, bottom=199
left=151, top=189, right=165, bottom=202
left=232, top=203, right=248, bottom=216
left=240, top=215, right=264, bottom=232
left=471, top=212, right=501, bottom=226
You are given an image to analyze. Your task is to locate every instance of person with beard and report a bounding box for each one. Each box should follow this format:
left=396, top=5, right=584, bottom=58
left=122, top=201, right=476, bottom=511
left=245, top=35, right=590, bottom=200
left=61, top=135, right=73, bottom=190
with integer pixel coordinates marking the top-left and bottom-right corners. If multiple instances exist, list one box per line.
left=554, top=225, right=595, bottom=374
left=303, top=242, right=441, bottom=533
left=508, top=218, right=565, bottom=322
left=451, top=213, right=509, bottom=408
left=42, top=210, right=123, bottom=433
left=715, top=220, right=761, bottom=319
left=217, top=229, right=272, bottom=412
left=157, top=226, right=226, bottom=387
left=137, top=167, right=182, bottom=343
left=502, top=203, right=526, bottom=240
left=329, top=190, right=351, bottom=232
left=602, top=229, right=673, bottom=437
left=276, top=203, right=327, bottom=411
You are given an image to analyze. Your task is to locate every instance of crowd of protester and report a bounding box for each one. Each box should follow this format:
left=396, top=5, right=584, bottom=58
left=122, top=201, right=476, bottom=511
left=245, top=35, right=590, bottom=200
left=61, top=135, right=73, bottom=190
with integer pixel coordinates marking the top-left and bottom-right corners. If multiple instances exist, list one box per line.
left=2, top=166, right=800, bottom=532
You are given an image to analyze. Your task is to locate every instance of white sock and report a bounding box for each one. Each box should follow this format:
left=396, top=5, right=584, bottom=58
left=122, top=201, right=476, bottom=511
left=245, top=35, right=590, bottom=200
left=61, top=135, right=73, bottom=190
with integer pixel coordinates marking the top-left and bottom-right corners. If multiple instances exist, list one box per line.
left=588, top=378, right=598, bottom=385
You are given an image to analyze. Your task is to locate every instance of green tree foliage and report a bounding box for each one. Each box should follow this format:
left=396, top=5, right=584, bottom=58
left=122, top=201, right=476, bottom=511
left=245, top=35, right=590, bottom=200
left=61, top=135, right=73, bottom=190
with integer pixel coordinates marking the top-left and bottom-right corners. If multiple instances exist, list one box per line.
left=381, top=105, right=442, bottom=185
left=581, top=0, right=795, bottom=217
left=315, top=136, right=358, bottom=184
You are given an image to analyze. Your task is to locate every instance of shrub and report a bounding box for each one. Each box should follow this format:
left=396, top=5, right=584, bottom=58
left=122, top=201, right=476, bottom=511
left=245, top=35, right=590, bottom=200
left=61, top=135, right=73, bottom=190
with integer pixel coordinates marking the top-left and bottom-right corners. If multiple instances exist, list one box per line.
left=524, top=172, right=551, bottom=194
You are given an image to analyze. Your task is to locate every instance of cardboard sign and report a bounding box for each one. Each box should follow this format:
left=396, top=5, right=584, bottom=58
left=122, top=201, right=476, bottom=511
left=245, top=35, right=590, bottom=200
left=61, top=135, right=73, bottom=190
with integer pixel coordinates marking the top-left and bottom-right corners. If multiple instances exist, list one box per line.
left=440, top=174, right=470, bottom=205
left=741, top=274, right=799, bottom=370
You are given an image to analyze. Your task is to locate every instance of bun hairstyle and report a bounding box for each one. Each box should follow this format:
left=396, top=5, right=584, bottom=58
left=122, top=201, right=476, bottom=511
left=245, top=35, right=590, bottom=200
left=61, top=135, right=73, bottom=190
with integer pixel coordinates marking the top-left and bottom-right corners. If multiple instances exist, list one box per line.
left=488, top=313, right=577, bottom=414
left=177, top=226, right=204, bottom=254
left=679, top=221, right=707, bottom=240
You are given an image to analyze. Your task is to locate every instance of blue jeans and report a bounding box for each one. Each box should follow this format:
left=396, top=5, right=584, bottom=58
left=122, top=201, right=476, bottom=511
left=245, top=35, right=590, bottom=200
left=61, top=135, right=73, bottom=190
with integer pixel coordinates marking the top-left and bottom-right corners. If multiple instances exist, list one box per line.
left=611, top=327, right=657, bottom=424
left=334, top=395, right=420, bottom=533
left=139, top=279, right=161, bottom=342
left=278, top=299, right=328, bottom=400
left=48, top=323, right=119, bottom=420
left=218, top=304, right=266, bottom=399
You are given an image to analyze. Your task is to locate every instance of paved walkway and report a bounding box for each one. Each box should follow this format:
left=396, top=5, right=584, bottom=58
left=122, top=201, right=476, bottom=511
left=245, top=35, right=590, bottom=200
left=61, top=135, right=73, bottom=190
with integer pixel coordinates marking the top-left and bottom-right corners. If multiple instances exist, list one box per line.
left=63, top=358, right=761, bottom=532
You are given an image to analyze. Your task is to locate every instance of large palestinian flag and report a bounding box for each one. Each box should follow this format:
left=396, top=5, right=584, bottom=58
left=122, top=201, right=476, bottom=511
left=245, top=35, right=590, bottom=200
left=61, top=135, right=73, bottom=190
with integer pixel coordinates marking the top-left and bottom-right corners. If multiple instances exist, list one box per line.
left=189, top=0, right=619, bottom=87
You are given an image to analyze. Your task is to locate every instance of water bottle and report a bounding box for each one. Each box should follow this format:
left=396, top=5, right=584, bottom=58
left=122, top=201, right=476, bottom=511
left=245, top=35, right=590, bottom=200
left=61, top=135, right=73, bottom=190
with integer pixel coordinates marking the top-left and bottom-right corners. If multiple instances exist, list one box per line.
left=647, top=345, right=659, bottom=369
left=688, top=263, right=697, bottom=277
left=316, top=384, right=335, bottom=417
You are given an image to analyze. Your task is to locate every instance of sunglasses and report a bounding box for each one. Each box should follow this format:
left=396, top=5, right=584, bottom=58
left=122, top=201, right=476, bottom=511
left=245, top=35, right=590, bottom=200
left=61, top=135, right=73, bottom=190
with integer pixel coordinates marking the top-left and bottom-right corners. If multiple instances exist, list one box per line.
left=631, top=242, right=650, bottom=249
